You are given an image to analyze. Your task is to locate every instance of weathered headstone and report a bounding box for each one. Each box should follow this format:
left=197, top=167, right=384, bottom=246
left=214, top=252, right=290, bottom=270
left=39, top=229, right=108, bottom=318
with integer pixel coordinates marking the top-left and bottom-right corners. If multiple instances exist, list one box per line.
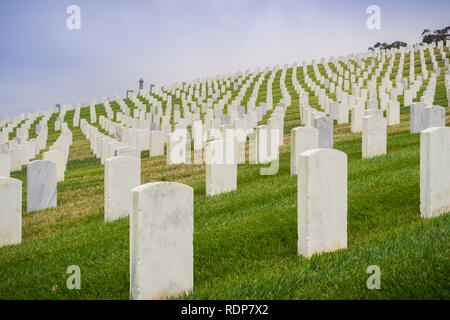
left=297, top=149, right=347, bottom=258
left=313, top=116, right=333, bottom=149
left=364, top=109, right=383, bottom=117
left=0, top=144, right=8, bottom=154
left=9, top=149, right=24, bottom=172
left=410, top=102, right=426, bottom=133
left=256, top=125, right=279, bottom=163
left=420, top=127, right=450, bottom=218
left=105, top=156, right=140, bottom=222
left=27, top=160, right=57, bottom=212
left=362, top=115, right=387, bottom=158
left=367, top=98, right=378, bottom=109
left=0, top=177, right=22, bottom=248
left=117, top=146, right=140, bottom=159
left=149, top=131, right=165, bottom=157
left=130, top=182, right=193, bottom=300
left=351, top=105, right=364, bottom=133
left=150, top=122, right=160, bottom=132
left=290, top=127, right=319, bottom=175
left=424, top=105, right=445, bottom=129
left=205, top=139, right=237, bottom=196
left=329, top=102, right=339, bottom=120
left=167, top=131, right=190, bottom=165
left=337, top=103, right=349, bottom=124
left=0, top=153, right=10, bottom=177
left=43, top=151, right=66, bottom=182
left=386, top=100, right=400, bottom=126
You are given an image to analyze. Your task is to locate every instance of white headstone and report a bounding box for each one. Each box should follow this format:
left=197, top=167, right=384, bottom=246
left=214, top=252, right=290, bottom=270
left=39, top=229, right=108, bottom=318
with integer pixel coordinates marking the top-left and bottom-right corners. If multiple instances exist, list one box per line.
left=290, top=127, right=319, bottom=175
left=362, top=115, right=387, bottom=158
left=43, top=151, right=66, bottom=182
left=337, top=103, right=349, bottom=124
left=149, top=131, right=165, bottom=157
left=167, top=130, right=190, bottom=165
left=0, top=177, right=22, bottom=248
left=297, top=149, right=347, bottom=258
left=313, top=116, right=333, bottom=149
left=27, top=160, right=57, bottom=212
left=8, top=149, right=24, bottom=172
left=0, top=153, right=11, bottom=177
left=386, top=100, right=400, bottom=126
left=117, top=146, right=140, bottom=159
left=424, top=105, right=446, bottom=129
left=130, top=182, right=193, bottom=300
left=205, top=139, right=237, bottom=196
left=410, top=102, right=427, bottom=133
left=420, top=127, right=450, bottom=218
left=105, top=156, right=140, bottom=222
left=351, top=105, right=364, bottom=133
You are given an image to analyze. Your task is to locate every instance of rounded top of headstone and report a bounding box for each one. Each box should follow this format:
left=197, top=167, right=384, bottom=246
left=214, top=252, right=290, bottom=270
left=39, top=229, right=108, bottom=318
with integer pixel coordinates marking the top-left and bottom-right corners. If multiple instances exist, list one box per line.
left=131, top=181, right=193, bottom=194
left=27, top=159, right=57, bottom=169
left=0, top=176, right=22, bottom=186
left=300, top=148, right=347, bottom=161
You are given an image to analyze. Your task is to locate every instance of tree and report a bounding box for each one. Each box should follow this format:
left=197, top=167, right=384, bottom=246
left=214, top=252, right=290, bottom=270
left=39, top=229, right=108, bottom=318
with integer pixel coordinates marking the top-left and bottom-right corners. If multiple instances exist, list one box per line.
left=368, top=25, right=449, bottom=51
left=368, top=41, right=407, bottom=51
left=422, top=29, right=431, bottom=36
left=421, top=26, right=450, bottom=44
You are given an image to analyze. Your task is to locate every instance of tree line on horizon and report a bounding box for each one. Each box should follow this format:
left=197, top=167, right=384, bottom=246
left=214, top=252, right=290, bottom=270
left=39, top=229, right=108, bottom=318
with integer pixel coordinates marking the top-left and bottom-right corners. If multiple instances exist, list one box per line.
left=368, top=25, right=450, bottom=51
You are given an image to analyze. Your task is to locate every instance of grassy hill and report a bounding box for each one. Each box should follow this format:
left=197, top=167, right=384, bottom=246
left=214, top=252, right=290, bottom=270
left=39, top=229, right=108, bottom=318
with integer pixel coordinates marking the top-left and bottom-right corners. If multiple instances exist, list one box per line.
left=0, top=53, right=449, bottom=299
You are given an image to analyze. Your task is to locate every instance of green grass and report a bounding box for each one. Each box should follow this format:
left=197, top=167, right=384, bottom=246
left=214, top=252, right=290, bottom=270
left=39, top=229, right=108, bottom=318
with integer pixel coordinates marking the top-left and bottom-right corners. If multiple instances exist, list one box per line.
left=0, top=50, right=449, bottom=300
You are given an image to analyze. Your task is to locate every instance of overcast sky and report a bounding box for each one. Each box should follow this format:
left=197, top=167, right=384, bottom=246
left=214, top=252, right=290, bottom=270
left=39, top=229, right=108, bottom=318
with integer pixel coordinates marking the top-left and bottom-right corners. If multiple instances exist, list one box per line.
left=1, top=0, right=449, bottom=118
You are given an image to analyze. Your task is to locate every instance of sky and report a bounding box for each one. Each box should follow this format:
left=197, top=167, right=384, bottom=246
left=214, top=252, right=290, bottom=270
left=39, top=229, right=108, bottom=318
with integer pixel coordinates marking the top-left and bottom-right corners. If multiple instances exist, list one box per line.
left=0, top=0, right=449, bottom=118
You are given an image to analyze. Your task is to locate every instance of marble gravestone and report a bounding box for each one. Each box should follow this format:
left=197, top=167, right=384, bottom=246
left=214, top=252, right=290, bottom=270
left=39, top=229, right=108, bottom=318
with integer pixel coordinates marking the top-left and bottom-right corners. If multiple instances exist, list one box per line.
left=43, top=151, right=66, bottom=182
left=105, top=156, right=140, bottom=222
left=248, top=129, right=258, bottom=164
left=313, top=116, right=333, bottom=149
left=0, top=143, right=9, bottom=154
left=0, top=177, right=22, bottom=248
left=290, top=126, right=319, bottom=175
left=130, top=182, right=193, bottom=300
left=337, top=103, right=349, bottom=124
left=351, top=105, right=364, bottom=133
left=420, top=127, right=450, bottom=218
left=362, top=115, right=387, bottom=159
left=0, top=153, right=10, bottom=177
left=27, top=160, right=57, bottom=212
left=256, top=125, right=278, bottom=164
left=424, top=105, right=445, bottom=129
left=136, top=129, right=150, bottom=152
left=150, top=123, right=160, bottom=132
left=115, top=126, right=123, bottom=140
left=9, top=149, right=25, bottom=172
left=410, top=102, right=427, bottom=133
left=205, top=139, right=237, bottom=196
left=364, top=109, right=383, bottom=118
left=167, top=131, right=190, bottom=165
left=329, top=102, right=339, bottom=120
left=117, top=146, right=140, bottom=159
left=367, top=98, right=378, bottom=109
left=386, top=100, right=400, bottom=126
left=149, top=131, right=165, bottom=157
left=50, top=144, right=69, bottom=162
left=297, top=149, right=347, bottom=258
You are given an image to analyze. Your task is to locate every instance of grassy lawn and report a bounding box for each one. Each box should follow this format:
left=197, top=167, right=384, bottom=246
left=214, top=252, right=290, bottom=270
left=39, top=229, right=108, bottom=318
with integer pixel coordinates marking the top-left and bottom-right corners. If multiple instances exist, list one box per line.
left=0, top=60, right=449, bottom=299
